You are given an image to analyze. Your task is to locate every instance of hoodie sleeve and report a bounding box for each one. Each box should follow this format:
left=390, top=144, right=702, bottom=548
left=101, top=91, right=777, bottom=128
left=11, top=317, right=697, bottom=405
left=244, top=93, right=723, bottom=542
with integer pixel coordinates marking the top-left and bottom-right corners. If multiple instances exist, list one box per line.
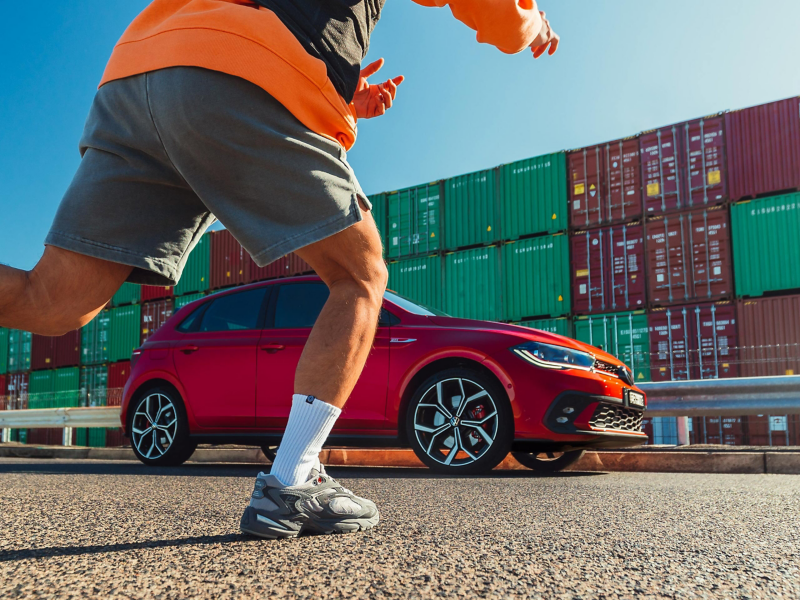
left=412, top=0, right=543, bottom=54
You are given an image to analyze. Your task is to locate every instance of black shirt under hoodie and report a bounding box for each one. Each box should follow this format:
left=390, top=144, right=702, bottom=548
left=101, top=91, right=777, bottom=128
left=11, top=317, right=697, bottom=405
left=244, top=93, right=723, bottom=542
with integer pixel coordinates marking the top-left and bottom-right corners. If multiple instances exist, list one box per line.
left=253, top=0, right=386, bottom=103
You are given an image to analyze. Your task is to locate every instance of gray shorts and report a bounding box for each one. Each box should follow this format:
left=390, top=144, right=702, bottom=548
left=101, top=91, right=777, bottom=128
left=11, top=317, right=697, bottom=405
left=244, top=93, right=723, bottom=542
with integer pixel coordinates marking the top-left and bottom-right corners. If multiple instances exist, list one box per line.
left=46, top=67, right=371, bottom=286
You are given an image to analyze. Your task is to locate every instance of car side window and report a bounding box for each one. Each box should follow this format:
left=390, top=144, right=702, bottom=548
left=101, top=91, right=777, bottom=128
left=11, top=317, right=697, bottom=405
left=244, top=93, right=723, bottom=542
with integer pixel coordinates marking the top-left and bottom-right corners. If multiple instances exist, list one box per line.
left=274, top=283, right=330, bottom=329
left=196, top=288, right=268, bottom=332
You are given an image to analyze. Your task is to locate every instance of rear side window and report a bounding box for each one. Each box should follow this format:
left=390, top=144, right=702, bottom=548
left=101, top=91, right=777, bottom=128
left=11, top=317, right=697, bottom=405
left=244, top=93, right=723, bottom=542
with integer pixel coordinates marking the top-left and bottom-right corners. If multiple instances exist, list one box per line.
left=274, top=283, right=329, bottom=328
left=196, top=288, right=268, bottom=332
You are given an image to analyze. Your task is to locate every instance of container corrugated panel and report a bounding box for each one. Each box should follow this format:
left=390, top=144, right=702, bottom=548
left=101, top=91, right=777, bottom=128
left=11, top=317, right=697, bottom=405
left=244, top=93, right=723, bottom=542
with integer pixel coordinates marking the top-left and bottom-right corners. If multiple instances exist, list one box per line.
left=568, top=138, right=642, bottom=229
left=726, top=97, right=800, bottom=201
left=444, top=168, right=498, bottom=250
left=368, top=193, right=387, bottom=246
left=444, top=246, right=501, bottom=321
left=744, top=415, right=800, bottom=447
left=249, top=255, right=289, bottom=283
left=174, top=233, right=210, bottom=295
left=640, top=115, right=728, bottom=216
left=141, top=299, right=174, bottom=344
left=28, top=368, right=81, bottom=444
left=287, top=253, right=314, bottom=276
left=110, top=304, right=142, bottom=363
left=645, top=206, right=733, bottom=306
left=77, top=365, right=109, bottom=448
left=54, top=330, right=80, bottom=369
left=111, top=282, right=140, bottom=307
left=107, top=361, right=132, bottom=391
left=387, top=255, right=443, bottom=311
left=5, top=373, right=28, bottom=401
left=106, top=361, right=131, bottom=446
left=386, top=183, right=441, bottom=258
left=7, top=329, right=31, bottom=373
left=141, top=285, right=173, bottom=302
left=737, top=295, right=800, bottom=377
left=571, top=223, right=646, bottom=315
left=500, top=152, right=567, bottom=239
left=731, top=193, right=800, bottom=297
left=503, top=234, right=570, bottom=321
left=648, top=301, right=738, bottom=381
left=693, top=416, right=745, bottom=446
left=175, top=293, right=206, bottom=309
left=81, top=310, right=110, bottom=366
left=210, top=229, right=250, bottom=289
left=0, top=328, right=8, bottom=375
left=515, top=317, right=572, bottom=337
left=31, top=334, right=55, bottom=371
left=574, top=311, right=651, bottom=382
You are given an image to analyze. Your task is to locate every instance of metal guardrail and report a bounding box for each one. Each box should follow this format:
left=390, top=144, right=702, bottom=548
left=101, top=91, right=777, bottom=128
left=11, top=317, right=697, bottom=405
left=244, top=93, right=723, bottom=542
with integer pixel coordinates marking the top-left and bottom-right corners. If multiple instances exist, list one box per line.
left=0, top=407, right=121, bottom=446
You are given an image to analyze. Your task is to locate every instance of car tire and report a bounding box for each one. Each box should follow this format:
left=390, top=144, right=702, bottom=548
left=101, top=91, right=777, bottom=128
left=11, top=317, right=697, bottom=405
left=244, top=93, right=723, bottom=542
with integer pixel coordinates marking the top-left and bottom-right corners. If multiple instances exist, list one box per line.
left=129, top=386, right=196, bottom=466
left=406, top=367, right=513, bottom=475
left=512, top=450, right=586, bottom=473
left=260, top=445, right=278, bottom=462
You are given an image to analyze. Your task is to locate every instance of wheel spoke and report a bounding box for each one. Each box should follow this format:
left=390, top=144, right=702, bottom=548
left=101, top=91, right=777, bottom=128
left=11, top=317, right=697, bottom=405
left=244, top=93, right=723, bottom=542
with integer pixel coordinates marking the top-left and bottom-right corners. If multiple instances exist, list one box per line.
left=464, top=423, right=494, bottom=446
left=546, top=452, right=556, bottom=459
left=132, top=426, right=152, bottom=436
left=461, top=410, right=497, bottom=427
left=444, top=429, right=460, bottom=465
left=134, top=394, right=178, bottom=460
left=415, top=423, right=442, bottom=434
left=455, top=379, right=467, bottom=417
left=426, top=424, right=452, bottom=455
left=161, top=428, right=174, bottom=445
left=457, top=429, right=478, bottom=461
left=435, top=382, right=453, bottom=419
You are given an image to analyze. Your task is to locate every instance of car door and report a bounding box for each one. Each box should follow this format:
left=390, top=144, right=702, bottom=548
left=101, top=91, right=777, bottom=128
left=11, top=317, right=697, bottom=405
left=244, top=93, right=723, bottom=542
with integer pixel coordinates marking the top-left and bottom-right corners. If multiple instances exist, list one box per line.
left=172, top=286, right=269, bottom=428
left=255, top=281, right=391, bottom=430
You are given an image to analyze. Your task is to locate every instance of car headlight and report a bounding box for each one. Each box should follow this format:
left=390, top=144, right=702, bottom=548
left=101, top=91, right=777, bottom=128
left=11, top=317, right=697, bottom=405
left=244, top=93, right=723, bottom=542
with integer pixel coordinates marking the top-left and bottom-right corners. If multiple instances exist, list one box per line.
left=512, top=341, right=595, bottom=370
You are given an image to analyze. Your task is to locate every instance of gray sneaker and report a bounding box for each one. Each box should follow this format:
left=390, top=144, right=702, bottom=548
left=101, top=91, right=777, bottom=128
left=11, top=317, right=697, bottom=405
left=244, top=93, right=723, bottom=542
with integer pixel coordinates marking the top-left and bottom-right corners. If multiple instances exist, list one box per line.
left=240, top=462, right=379, bottom=539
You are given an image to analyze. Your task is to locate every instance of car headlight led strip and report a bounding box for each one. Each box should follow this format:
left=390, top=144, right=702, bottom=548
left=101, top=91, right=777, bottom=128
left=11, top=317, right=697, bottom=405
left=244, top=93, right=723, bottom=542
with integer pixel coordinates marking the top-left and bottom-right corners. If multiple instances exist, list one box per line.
left=512, top=341, right=595, bottom=371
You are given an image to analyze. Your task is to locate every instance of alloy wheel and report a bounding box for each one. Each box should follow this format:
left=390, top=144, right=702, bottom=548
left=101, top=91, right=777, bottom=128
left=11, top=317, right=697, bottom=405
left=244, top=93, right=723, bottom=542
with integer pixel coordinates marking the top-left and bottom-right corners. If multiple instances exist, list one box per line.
left=131, top=393, right=179, bottom=460
left=413, top=378, right=499, bottom=467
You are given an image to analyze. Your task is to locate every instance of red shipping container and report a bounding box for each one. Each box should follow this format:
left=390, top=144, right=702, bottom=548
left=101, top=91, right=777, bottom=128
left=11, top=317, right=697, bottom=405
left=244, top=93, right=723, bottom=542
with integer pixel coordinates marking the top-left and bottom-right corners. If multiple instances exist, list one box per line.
left=640, top=114, right=728, bottom=216
left=726, top=97, right=800, bottom=201
left=141, top=299, right=174, bottom=344
left=568, top=138, right=642, bottom=229
left=571, top=223, right=646, bottom=314
left=649, top=301, right=739, bottom=381
left=6, top=373, right=29, bottom=408
left=737, top=295, right=800, bottom=378
left=106, top=361, right=132, bottom=447
left=693, top=416, right=745, bottom=446
left=249, top=252, right=314, bottom=283
left=31, top=331, right=80, bottom=370
left=31, top=334, right=56, bottom=371
left=645, top=206, right=733, bottom=307
left=287, top=253, right=314, bottom=276
left=0, top=375, right=6, bottom=408
left=210, top=229, right=250, bottom=290
left=54, top=330, right=80, bottom=368
left=141, top=285, right=173, bottom=302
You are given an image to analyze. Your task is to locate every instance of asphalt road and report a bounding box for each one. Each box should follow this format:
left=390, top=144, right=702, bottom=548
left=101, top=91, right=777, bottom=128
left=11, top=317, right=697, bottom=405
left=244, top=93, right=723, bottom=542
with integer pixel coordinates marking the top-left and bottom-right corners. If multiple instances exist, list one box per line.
left=1, top=459, right=798, bottom=599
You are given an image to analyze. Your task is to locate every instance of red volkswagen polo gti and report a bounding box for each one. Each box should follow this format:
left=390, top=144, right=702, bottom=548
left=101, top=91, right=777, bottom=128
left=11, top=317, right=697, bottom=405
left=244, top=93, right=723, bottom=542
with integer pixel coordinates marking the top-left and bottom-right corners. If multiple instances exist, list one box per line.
left=120, top=276, right=647, bottom=474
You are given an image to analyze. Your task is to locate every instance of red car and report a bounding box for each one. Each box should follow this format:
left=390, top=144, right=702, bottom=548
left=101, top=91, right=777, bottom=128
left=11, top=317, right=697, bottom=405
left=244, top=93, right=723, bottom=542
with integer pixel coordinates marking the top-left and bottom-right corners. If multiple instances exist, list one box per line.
left=121, top=276, right=647, bottom=474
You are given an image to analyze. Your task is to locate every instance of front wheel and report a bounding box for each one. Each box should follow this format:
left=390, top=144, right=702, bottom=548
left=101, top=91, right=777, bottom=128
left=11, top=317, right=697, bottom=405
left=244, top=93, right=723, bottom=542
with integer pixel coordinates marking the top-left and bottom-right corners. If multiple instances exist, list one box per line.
left=512, top=450, right=586, bottom=473
left=129, top=387, right=196, bottom=466
left=406, top=368, right=513, bottom=475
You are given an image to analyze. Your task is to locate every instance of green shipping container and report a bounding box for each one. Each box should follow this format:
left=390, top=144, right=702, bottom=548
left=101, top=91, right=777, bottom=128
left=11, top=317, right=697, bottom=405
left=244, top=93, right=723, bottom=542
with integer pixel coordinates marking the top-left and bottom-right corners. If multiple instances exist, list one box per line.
left=515, top=317, right=572, bottom=337
left=110, top=305, right=141, bottom=363
left=574, top=311, right=651, bottom=382
left=732, top=193, right=800, bottom=297
left=444, top=168, right=499, bottom=250
left=175, top=293, right=206, bottom=309
left=500, top=152, right=568, bottom=239
left=112, top=282, right=140, bottom=307
left=77, top=365, right=109, bottom=447
left=503, top=234, right=570, bottom=321
left=7, top=329, right=31, bottom=373
left=81, top=310, right=110, bottom=366
left=0, top=327, right=8, bottom=375
left=386, top=183, right=441, bottom=258
left=368, top=193, right=387, bottom=246
left=444, top=246, right=501, bottom=321
left=175, top=233, right=211, bottom=296
left=387, top=255, right=443, bottom=312
left=28, top=367, right=81, bottom=408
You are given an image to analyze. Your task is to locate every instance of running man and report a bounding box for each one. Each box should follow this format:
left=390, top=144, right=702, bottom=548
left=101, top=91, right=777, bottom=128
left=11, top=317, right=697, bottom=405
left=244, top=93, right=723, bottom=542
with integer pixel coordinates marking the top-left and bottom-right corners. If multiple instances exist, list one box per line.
left=0, top=0, right=559, bottom=539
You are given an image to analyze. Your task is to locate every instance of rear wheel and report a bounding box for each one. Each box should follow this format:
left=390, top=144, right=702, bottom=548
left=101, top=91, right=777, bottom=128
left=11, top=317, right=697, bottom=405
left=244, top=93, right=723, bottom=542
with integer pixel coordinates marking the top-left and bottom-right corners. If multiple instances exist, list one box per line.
left=406, top=367, right=513, bottom=475
left=512, top=450, right=586, bottom=473
left=260, top=445, right=278, bottom=462
left=129, top=387, right=196, bottom=466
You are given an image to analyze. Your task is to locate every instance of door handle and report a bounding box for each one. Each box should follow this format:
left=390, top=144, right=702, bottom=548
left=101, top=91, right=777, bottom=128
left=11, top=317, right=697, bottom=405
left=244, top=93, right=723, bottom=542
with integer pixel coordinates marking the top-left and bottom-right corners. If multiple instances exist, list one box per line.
left=261, top=343, right=285, bottom=353
left=177, top=345, right=199, bottom=354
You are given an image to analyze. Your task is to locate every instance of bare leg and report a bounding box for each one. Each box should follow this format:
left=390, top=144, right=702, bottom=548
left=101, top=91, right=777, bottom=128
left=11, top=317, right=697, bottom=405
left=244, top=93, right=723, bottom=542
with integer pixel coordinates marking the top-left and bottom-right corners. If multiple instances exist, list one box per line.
left=0, top=246, right=132, bottom=336
left=293, top=204, right=387, bottom=409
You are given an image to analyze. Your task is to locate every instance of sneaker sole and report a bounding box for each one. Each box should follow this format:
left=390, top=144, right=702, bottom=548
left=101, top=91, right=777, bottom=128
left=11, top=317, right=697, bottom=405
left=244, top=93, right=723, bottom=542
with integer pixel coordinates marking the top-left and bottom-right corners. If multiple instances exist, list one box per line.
left=239, top=506, right=379, bottom=540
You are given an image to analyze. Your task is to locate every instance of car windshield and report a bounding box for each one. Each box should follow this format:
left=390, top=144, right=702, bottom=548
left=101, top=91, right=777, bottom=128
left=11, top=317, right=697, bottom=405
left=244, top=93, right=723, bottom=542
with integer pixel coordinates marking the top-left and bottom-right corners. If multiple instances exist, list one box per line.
left=384, top=290, right=449, bottom=317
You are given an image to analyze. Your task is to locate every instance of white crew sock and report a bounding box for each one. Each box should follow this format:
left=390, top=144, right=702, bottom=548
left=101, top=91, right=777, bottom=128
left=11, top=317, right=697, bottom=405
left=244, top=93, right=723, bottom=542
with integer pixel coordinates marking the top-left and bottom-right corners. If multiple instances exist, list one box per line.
left=269, top=394, right=341, bottom=487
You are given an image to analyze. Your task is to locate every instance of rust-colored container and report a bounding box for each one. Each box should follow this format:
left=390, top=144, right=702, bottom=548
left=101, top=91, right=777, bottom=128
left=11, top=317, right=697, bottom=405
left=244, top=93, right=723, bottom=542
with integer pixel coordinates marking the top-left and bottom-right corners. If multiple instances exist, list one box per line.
left=745, top=416, right=800, bottom=447
left=248, top=253, right=313, bottom=282
left=140, top=299, right=174, bottom=344
left=648, top=301, right=739, bottom=381
left=210, top=229, right=250, bottom=290
left=31, top=331, right=81, bottom=371
left=141, top=285, right=173, bottom=302
left=726, top=97, right=800, bottom=201
left=737, top=295, right=800, bottom=377
left=568, top=137, right=642, bottom=229
left=640, top=115, right=728, bottom=216
left=570, top=223, right=646, bottom=315
left=645, top=206, right=733, bottom=307
left=693, top=416, right=745, bottom=446
left=106, top=361, right=131, bottom=447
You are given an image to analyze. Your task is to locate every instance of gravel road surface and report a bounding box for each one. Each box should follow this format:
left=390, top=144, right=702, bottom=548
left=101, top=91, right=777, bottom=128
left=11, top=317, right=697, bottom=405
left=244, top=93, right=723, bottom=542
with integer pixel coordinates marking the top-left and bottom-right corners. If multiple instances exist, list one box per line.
left=1, top=458, right=798, bottom=599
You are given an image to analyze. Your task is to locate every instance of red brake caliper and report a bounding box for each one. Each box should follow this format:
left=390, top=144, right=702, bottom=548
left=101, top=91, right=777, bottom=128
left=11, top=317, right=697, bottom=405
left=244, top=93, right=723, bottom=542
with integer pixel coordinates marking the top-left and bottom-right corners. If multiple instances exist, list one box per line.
left=468, top=405, right=486, bottom=444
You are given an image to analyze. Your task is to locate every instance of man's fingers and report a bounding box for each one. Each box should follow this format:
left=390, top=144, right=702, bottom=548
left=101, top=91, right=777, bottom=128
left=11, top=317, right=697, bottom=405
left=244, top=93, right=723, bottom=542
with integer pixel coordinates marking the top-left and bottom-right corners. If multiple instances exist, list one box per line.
left=391, top=75, right=405, bottom=86
left=383, top=79, right=398, bottom=99
left=548, top=35, right=560, bottom=55
left=360, top=58, right=384, bottom=79
left=532, top=45, right=547, bottom=59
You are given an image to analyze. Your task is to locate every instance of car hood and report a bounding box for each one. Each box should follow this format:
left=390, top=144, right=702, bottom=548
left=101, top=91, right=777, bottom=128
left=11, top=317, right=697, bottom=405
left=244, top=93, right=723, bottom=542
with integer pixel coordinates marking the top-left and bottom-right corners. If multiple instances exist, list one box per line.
left=425, top=315, right=626, bottom=367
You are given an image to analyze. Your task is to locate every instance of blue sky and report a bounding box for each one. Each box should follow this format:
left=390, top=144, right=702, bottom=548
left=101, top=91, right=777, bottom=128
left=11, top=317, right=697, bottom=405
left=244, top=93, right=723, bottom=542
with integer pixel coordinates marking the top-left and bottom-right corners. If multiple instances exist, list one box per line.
left=1, top=0, right=799, bottom=270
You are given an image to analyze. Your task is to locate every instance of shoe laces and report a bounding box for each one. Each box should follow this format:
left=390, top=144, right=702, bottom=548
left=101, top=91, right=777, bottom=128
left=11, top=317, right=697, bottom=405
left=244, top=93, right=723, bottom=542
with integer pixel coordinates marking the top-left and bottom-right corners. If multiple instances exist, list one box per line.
left=318, top=463, right=353, bottom=496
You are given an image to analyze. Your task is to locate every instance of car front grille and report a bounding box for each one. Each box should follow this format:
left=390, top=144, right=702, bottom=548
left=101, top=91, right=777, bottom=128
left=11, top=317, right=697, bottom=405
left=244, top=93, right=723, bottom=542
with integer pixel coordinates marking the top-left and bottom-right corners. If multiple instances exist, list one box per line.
left=589, top=404, right=643, bottom=433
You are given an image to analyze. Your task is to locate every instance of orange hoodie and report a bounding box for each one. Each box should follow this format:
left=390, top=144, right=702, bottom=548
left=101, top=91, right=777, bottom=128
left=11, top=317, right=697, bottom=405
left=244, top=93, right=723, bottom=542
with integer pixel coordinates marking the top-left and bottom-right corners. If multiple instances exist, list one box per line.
left=101, top=0, right=543, bottom=150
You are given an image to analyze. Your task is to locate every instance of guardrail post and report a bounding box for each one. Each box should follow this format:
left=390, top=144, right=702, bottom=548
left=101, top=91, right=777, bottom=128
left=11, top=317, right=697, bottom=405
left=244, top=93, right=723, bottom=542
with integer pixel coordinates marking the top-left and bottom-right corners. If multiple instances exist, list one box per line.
left=676, top=416, right=690, bottom=445
left=63, top=427, right=73, bottom=447
left=1, top=428, right=10, bottom=443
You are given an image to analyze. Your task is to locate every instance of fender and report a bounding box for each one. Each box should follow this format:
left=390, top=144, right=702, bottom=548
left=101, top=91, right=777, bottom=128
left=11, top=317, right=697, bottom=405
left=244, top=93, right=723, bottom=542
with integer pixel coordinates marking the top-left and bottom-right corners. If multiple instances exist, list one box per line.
left=121, top=369, right=192, bottom=435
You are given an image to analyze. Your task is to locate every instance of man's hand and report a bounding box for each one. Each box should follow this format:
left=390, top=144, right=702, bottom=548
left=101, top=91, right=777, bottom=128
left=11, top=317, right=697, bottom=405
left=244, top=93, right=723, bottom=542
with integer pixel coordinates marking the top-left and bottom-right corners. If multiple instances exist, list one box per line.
left=530, top=11, right=559, bottom=59
left=352, top=58, right=404, bottom=119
